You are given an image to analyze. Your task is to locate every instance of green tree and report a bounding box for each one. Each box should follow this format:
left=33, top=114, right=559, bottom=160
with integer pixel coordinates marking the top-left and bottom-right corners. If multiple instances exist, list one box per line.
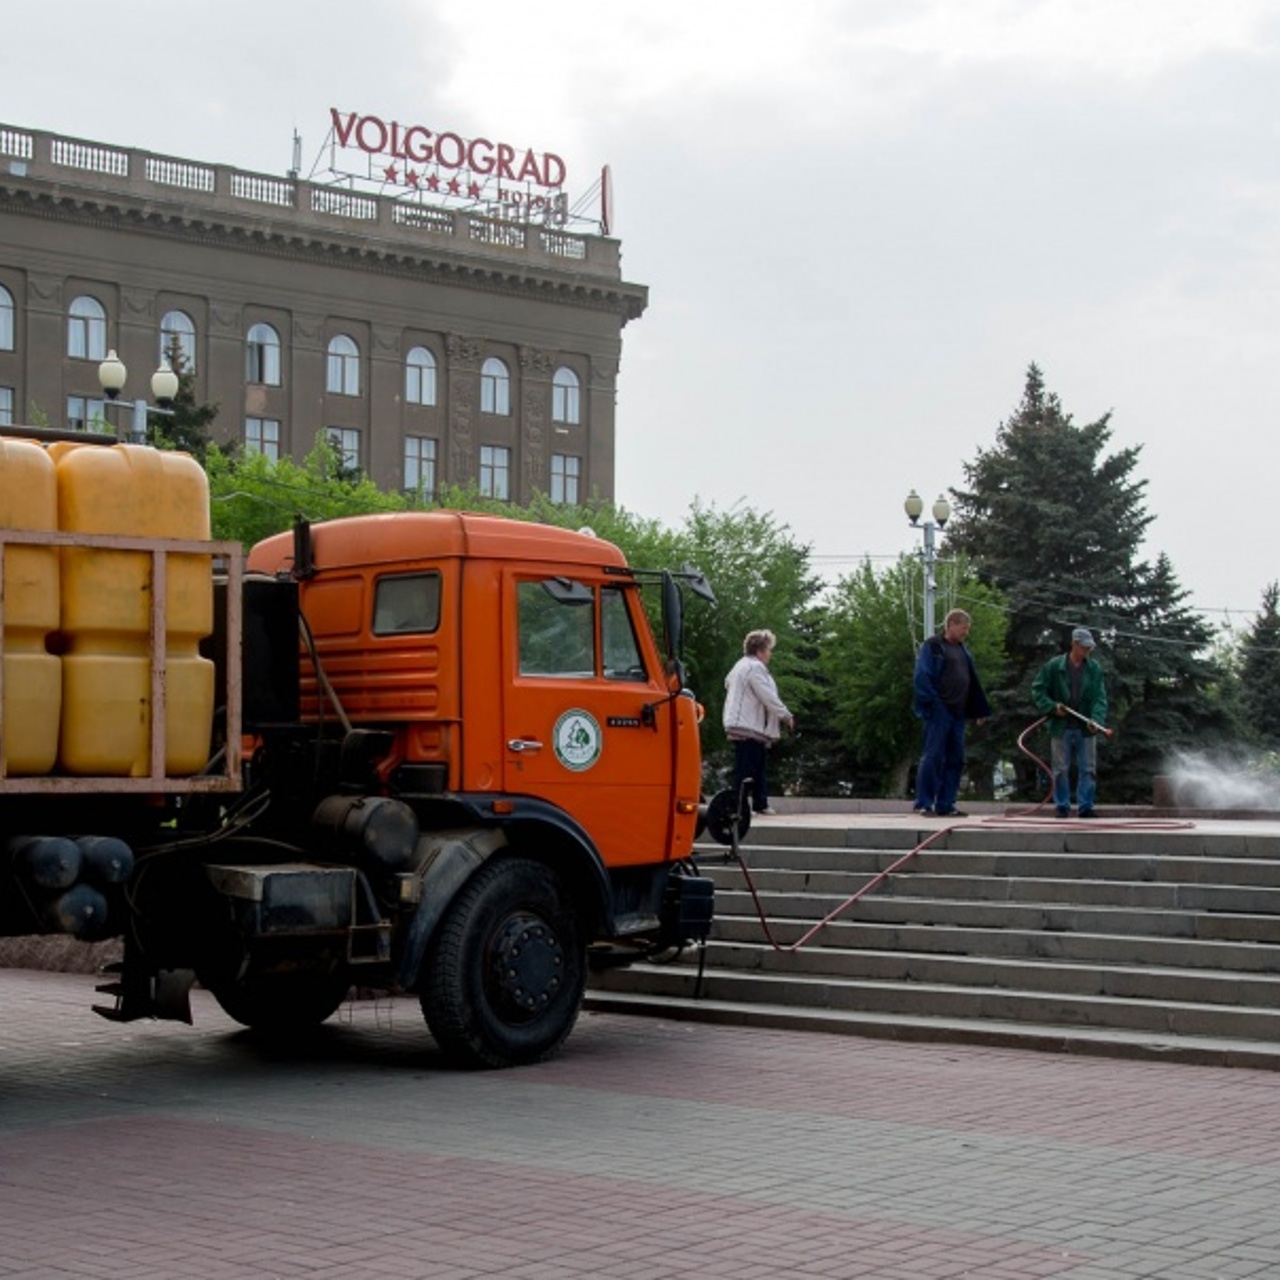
left=946, top=365, right=1223, bottom=801
left=1099, top=553, right=1227, bottom=799
left=677, top=501, right=822, bottom=787
left=152, top=339, right=217, bottom=459
left=1238, top=582, right=1280, bottom=751
left=823, top=556, right=1007, bottom=796
left=206, top=434, right=407, bottom=547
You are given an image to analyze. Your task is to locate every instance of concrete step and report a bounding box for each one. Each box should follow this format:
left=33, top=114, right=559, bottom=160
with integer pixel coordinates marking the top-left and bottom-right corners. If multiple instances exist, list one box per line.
left=607, top=817, right=1280, bottom=1067
left=675, top=939, right=1280, bottom=1007
left=582, top=989, right=1280, bottom=1071
left=591, top=964, right=1280, bottom=1041
left=698, top=848, right=1280, bottom=888
left=714, top=823, right=1280, bottom=858
left=710, top=914, right=1280, bottom=973
left=710, top=886, right=1280, bottom=943
left=707, top=866, right=1280, bottom=912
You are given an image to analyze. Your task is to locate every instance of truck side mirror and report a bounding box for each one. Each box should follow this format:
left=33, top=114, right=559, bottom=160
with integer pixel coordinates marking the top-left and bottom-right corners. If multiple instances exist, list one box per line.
left=661, top=570, right=683, bottom=674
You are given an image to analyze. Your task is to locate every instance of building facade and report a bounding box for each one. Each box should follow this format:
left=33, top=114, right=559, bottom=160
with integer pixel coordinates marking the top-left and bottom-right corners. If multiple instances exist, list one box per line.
left=0, top=122, right=647, bottom=506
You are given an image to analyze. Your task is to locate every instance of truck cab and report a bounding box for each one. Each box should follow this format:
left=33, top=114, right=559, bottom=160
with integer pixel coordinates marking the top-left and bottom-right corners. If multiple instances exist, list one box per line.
left=201, top=512, right=713, bottom=1066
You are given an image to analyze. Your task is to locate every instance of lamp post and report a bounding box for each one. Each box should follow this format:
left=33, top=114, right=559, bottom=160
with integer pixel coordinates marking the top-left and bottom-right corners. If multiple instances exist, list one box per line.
left=904, top=489, right=952, bottom=640
left=96, top=349, right=180, bottom=443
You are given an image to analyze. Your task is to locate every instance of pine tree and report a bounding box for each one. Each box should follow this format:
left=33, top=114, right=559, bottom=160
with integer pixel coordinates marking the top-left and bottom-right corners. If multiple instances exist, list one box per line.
left=1238, top=583, right=1280, bottom=751
left=1102, top=553, right=1226, bottom=798
left=152, top=339, right=217, bottom=459
left=946, top=364, right=1222, bottom=802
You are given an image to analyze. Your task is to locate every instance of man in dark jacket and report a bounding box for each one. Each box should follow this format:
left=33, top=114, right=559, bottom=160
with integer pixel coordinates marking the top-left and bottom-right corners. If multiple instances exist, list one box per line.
left=1031, top=627, right=1109, bottom=818
left=912, top=609, right=991, bottom=817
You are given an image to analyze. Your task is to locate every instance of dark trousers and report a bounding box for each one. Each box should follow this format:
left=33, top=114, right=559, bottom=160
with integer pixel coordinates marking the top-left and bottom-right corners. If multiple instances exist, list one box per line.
left=733, top=738, right=769, bottom=813
left=916, top=709, right=966, bottom=813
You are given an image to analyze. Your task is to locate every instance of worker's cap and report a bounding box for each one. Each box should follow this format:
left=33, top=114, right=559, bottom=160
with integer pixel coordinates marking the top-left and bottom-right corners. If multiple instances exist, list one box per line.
left=1071, top=627, right=1096, bottom=649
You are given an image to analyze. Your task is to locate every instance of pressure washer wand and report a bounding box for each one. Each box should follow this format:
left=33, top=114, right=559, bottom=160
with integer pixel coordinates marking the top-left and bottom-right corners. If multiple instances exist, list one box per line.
left=1059, top=704, right=1115, bottom=739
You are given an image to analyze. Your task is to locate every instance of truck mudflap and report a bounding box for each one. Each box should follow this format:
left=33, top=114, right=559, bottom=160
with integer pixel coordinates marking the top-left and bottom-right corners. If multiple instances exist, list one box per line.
left=94, top=961, right=196, bottom=1024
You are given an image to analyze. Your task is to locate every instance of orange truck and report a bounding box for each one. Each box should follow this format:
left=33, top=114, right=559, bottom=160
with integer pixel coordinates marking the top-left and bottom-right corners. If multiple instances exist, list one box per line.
left=0, top=435, right=717, bottom=1066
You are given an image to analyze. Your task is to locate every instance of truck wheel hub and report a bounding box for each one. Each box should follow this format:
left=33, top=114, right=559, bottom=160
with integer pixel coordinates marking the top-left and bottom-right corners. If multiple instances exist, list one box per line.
left=487, top=911, right=564, bottom=1021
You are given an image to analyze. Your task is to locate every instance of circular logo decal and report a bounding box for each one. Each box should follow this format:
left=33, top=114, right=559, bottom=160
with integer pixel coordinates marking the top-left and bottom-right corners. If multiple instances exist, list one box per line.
left=553, top=709, right=602, bottom=772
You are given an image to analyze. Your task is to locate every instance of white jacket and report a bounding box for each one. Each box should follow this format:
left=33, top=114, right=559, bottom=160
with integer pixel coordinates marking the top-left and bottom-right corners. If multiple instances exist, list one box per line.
left=723, top=655, right=791, bottom=743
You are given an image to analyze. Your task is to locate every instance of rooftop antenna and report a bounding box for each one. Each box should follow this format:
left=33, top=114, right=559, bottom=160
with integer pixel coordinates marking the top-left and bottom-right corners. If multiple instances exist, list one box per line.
left=288, top=130, right=302, bottom=181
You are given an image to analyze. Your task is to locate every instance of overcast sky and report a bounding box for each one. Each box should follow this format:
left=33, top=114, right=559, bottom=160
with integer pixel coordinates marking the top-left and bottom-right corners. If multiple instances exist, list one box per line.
left=6, top=0, right=1278, bottom=628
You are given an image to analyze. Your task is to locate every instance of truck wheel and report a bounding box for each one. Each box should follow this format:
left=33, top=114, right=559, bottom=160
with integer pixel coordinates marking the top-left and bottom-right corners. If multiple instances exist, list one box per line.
left=207, top=972, right=351, bottom=1034
left=421, top=856, right=585, bottom=1069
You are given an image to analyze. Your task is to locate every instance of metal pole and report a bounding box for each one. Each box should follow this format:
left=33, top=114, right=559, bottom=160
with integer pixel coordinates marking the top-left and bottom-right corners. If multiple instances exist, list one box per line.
left=922, top=520, right=936, bottom=638
left=130, top=398, right=147, bottom=444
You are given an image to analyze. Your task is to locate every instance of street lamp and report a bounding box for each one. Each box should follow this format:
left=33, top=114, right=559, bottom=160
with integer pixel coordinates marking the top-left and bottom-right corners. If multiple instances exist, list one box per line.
left=904, top=489, right=952, bottom=640
left=96, top=349, right=179, bottom=443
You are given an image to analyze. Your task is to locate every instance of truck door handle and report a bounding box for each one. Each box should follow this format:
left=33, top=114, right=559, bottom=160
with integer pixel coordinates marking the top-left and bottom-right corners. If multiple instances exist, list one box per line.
left=507, top=738, right=543, bottom=753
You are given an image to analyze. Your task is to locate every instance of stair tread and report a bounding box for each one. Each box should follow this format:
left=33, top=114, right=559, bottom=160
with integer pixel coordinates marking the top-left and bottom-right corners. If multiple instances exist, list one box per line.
left=692, top=941, right=1280, bottom=982
left=600, top=962, right=1280, bottom=1011
left=584, top=991, right=1280, bottom=1069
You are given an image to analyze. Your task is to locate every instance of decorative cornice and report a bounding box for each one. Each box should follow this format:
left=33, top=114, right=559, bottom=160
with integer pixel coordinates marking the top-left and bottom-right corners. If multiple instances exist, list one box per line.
left=0, top=184, right=649, bottom=324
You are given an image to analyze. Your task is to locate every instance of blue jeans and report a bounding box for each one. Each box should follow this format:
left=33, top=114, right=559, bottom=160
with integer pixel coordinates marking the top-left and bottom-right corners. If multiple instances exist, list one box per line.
left=916, top=709, right=966, bottom=813
left=1051, top=727, right=1097, bottom=811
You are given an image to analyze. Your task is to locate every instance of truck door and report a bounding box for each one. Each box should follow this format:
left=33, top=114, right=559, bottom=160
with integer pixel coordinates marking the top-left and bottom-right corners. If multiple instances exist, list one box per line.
left=502, top=573, right=675, bottom=868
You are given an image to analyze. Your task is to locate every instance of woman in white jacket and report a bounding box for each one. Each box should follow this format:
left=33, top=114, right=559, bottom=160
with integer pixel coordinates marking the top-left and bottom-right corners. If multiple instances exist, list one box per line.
left=723, top=629, right=794, bottom=816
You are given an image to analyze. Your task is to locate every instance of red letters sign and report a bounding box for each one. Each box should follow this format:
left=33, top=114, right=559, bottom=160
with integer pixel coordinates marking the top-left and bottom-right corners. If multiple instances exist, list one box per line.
left=328, top=108, right=567, bottom=215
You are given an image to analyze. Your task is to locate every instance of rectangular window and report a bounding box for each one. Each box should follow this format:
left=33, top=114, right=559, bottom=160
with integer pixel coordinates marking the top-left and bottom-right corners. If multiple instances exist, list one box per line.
left=550, top=454, right=581, bottom=505
left=245, top=416, right=280, bottom=461
left=326, top=426, right=360, bottom=472
left=373, top=572, right=442, bottom=635
left=66, top=395, right=106, bottom=432
left=479, top=444, right=510, bottom=501
left=602, top=586, right=647, bottom=681
left=0, top=387, right=13, bottom=426
left=0, top=292, right=13, bottom=351
left=404, top=436, right=437, bottom=497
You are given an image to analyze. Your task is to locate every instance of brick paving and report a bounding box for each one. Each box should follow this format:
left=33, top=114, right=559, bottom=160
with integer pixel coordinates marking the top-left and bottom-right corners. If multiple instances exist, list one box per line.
left=3, top=968, right=1280, bottom=1278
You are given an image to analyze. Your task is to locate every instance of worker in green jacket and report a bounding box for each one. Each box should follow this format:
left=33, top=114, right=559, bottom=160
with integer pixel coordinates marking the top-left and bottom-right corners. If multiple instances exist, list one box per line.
left=1031, top=628, right=1109, bottom=818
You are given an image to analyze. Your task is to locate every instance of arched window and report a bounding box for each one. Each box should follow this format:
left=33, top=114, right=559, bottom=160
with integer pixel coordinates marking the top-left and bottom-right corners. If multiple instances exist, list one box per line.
left=552, top=367, right=580, bottom=426
left=68, top=296, right=107, bottom=360
left=0, top=284, right=14, bottom=351
left=159, top=310, right=196, bottom=371
left=406, top=346, right=437, bottom=407
left=480, top=357, right=510, bottom=416
left=326, top=334, right=360, bottom=396
left=246, top=323, right=281, bottom=385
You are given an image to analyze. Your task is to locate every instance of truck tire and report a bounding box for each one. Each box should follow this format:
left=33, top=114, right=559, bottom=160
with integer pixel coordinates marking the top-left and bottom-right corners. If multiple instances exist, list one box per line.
left=421, top=856, right=585, bottom=1069
left=207, top=972, right=351, bottom=1035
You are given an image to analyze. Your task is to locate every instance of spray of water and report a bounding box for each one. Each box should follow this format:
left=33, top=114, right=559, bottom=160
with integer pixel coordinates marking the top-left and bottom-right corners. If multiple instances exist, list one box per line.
left=1164, top=749, right=1280, bottom=811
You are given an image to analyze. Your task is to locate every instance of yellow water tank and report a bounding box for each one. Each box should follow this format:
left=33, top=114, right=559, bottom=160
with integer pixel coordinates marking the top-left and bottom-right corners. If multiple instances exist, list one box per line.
left=53, top=443, right=214, bottom=777
left=0, top=439, right=60, bottom=775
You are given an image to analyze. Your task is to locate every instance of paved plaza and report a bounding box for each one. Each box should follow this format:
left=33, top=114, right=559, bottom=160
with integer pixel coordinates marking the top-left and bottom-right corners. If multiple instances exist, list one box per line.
left=3, top=967, right=1280, bottom=1279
